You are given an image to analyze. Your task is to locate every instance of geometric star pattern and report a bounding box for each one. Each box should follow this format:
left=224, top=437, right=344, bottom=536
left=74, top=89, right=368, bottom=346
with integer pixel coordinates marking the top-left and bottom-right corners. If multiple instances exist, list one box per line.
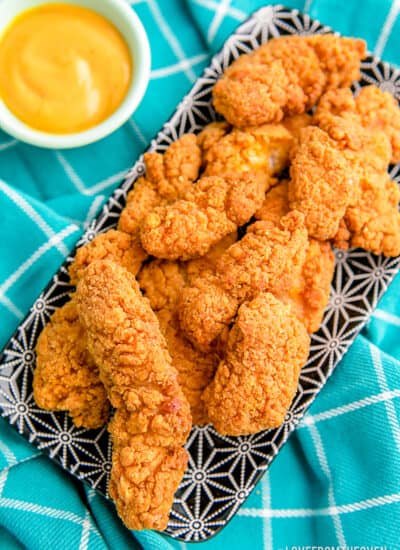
left=0, top=5, right=399, bottom=542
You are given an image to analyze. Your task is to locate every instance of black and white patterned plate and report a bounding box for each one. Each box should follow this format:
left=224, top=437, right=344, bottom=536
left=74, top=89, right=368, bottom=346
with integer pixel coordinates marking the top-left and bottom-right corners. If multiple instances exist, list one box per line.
left=1, top=5, right=400, bottom=542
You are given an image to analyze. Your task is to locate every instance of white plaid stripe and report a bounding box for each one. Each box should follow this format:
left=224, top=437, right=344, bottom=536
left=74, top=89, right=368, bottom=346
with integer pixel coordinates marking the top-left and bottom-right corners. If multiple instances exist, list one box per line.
left=374, top=0, right=400, bottom=57
left=369, top=343, right=400, bottom=453
left=239, top=492, right=400, bottom=518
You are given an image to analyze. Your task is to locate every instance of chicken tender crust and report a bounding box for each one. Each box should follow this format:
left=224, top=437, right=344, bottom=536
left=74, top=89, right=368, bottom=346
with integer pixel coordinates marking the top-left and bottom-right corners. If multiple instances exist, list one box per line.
left=33, top=299, right=109, bottom=429
left=76, top=260, right=191, bottom=531
left=118, top=134, right=201, bottom=235
left=203, top=292, right=310, bottom=435
left=335, top=171, right=400, bottom=256
left=202, top=123, right=294, bottom=184
left=213, top=34, right=365, bottom=127
left=289, top=126, right=355, bottom=240
left=256, top=182, right=334, bottom=332
left=140, top=176, right=264, bottom=260
left=179, top=212, right=308, bottom=351
left=315, top=85, right=400, bottom=164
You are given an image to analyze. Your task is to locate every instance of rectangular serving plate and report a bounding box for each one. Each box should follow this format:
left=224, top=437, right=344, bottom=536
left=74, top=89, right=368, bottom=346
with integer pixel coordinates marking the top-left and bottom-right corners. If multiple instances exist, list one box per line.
left=1, top=4, right=400, bottom=542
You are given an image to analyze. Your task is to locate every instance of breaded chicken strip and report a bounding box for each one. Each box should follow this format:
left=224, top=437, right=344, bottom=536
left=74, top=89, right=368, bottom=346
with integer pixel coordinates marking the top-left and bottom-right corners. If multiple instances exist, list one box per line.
left=138, top=234, right=236, bottom=424
left=71, top=137, right=201, bottom=283
left=35, top=228, right=147, bottom=428
left=202, top=292, right=310, bottom=435
left=140, top=175, right=265, bottom=260
left=314, top=95, right=399, bottom=254
left=213, top=35, right=365, bottom=127
left=334, top=171, right=400, bottom=256
left=118, top=133, right=201, bottom=239
left=288, top=126, right=356, bottom=240
left=315, top=85, right=400, bottom=163
left=76, top=260, right=191, bottom=531
left=179, top=212, right=308, bottom=352
left=291, top=111, right=392, bottom=246
left=141, top=122, right=295, bottom=261
left=255, top=182, right=334, bottom=332
left=213, top=58, right=290, bottom=128
left=33, top=299, right=109, bottom=429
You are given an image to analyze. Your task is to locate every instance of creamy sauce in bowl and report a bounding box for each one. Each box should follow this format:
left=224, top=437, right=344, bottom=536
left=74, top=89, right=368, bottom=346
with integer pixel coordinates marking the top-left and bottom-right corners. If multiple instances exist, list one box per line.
left=0, top=3, right=132, bottom=134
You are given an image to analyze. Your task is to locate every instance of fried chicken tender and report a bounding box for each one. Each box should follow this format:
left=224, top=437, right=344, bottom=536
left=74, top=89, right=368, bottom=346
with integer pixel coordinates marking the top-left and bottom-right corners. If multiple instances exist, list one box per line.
left=202, top=292, right=310, bottom=435
left=118, top=133, right=201, bottom=235
left=69, top=229, right=144, bottom=284
left=314, top=92, right=399, bottom=253
left=76, top=260, right=191, bottom=531
left=35, top=228, right=148, bottom=428
left=289, top=126, right=356, bottom=240
left=138, top=234, right=237, bottom=424
left=334, top=171, right=400, bottom=256
left=202, top=123, right=294, bottom=185
left=33, top=299, right=109, bottom=429
left=213, top=35, right=365, bottom=127
left=179, top=211, right=308, bottom=352
left=315, top=85, right=400, bottom=163
left=255, top=181, right=334, bottom=332
left=140, top=175, right=265, bottom=260
left=213, top=58, right=290, bottom=128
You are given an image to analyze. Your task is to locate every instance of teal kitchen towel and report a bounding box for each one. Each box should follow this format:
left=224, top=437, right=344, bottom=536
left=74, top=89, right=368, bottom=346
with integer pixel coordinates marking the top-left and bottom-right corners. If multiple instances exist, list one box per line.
left=0, top=1, right=399, bottom=548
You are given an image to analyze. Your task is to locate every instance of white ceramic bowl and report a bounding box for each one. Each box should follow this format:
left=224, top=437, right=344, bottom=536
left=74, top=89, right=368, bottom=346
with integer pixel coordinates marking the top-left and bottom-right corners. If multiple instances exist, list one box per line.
left=0, top=0, right=151, bottom=148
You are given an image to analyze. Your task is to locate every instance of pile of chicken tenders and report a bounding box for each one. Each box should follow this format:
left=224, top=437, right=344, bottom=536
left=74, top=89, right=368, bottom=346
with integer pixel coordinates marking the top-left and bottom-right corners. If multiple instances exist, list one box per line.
left=33, top=34, right=400, bottom=531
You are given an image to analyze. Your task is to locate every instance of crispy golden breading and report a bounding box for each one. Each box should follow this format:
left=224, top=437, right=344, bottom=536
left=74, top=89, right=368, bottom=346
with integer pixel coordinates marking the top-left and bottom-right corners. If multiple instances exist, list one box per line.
left=314, top=94, right=398, bottom=253
left=274, top=239, right=334, bottom=333
left=138, top=233, right=238, bottom=310
left=254, top=180, right=290, bottom=224
left=213, top=58, right=289, bottom=128
left=315, top=85, right=400, bottom=163
left=197, top=121, right=230, bottom=154
left=138, top=234, right=237, bottom=424
left=140, top=175, right=265, bottom=260
left=69, top=229, right=145, bottom=285
left=334, top=171, right=400, bottom=256
left=140, top=122, right=293, bottom=262
left=76, top=260, right=191, bottom=531
left=304, top=35, right=365, bottom=89
left=202, top=123, right=294, bottom=185
left=289, top=126, right=356, bottom=240
left=255, top=182, right=334, bottom=332
left=33, top=299, right=109, bottom=429
left=282, top=113, right=313, bottom=141
left=139, top=260, right=187, bottom=312
left=213, top=35, right=365, bottom=127
left=179, top=212, right=308, bottom=351
left=203, top=292, right=310, bottom=435
left=314, top=87, right=358, bottom=125
left=157, top=310, right=218, bottom=425
left=355, top=85, right=400, bottom=163
left=255, top=36, right=326, bottom=113
left=118, top=133, right=201, bottom=235
left=117, top=177, right=161, bottom=235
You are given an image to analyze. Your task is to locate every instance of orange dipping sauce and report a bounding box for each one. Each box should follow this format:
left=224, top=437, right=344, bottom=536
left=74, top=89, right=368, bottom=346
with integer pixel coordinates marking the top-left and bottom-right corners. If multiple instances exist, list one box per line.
left=0, top=3, right=132, bottom=134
